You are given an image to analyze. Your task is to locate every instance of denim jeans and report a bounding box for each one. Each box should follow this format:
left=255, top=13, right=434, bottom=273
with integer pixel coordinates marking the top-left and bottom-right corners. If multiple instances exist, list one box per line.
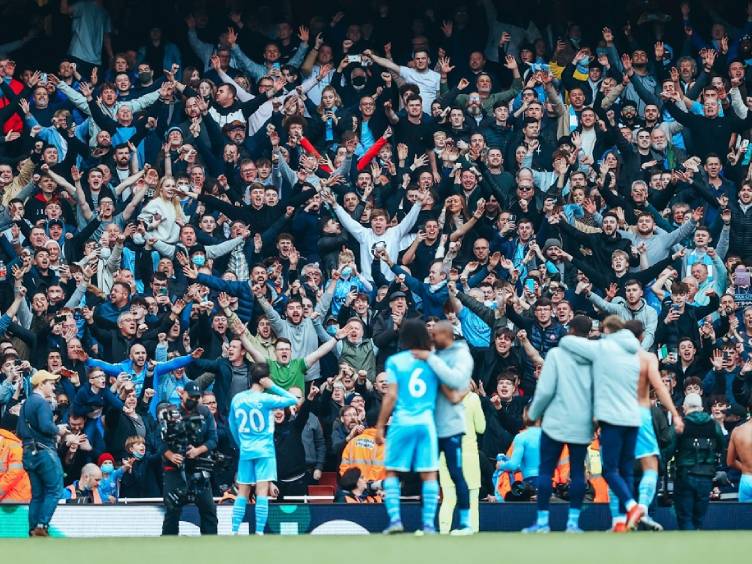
left=22, top=445, right=64, bottom=531
left=674, top=474, right=713, bottom=530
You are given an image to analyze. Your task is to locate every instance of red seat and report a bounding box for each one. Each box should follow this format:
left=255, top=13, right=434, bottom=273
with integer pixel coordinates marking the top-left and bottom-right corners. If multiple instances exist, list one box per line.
left=307, top=485, right=335, bottom=503
left=318, top=471, right=339, bottom=488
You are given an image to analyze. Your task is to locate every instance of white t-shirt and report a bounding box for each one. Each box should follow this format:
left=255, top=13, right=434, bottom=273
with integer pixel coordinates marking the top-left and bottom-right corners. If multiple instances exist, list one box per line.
left=399, top=66, right=441, bottom=114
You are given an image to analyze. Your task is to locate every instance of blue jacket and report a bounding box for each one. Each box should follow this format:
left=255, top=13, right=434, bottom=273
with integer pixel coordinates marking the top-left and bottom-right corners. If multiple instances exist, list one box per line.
left=391, top=264, right=449, bottom=319
left=71, top=385, right=124, bottom=418
left=86, top=353, right=196, bottom=410
left=196, top=273, right=255, bottom=323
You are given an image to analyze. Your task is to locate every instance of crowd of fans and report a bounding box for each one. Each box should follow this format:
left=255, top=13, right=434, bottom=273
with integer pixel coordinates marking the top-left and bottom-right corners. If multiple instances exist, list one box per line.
left=0, top=0, right=751, bottom=514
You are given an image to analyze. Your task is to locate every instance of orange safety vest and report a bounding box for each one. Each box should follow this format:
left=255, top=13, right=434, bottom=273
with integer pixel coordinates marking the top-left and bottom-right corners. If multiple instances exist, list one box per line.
left=66, top=482, right=102, bottom=504
left=344, top=492, right=382, bottom=503
left=0, top=429, right=31, bottom=502
left=339, top=428, right=385, bottom=482
left=588, top=438, right=610, bottom=503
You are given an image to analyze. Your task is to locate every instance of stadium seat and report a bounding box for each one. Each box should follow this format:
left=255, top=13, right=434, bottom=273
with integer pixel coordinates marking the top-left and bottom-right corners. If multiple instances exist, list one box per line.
left=318, top=472, right=339, bottom=488
left=307, top=485, right=335, bottom=503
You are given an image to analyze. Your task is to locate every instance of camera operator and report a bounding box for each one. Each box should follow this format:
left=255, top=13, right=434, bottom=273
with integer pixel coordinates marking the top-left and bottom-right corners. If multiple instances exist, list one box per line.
left=158, top=381, right=218, bottom=536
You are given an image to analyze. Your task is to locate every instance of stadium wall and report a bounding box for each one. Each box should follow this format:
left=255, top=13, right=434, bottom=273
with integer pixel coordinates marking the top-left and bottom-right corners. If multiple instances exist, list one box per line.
left=1, top=503, right=751, bottom=537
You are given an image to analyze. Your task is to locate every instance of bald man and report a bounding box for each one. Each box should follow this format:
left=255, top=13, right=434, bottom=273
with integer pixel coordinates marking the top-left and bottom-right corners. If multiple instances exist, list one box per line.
left=413, top=321, right=474, bottom=534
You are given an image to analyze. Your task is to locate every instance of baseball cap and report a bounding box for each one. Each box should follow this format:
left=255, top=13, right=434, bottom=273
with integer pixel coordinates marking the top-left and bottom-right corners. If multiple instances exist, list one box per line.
left=223, top=120, right=245, bottom=131
left=683, top=393, right=703, bottom=411
left=183, top=381, right=201, bottom=397
left=389, top=291, right=407, bottom=302
left=345, top=392, right=363, bottom=405
left=31, top=370, right=59, bottom=387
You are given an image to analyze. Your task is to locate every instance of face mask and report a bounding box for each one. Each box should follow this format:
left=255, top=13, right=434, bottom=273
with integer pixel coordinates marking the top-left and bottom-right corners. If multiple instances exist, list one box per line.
left=351, top=75, right=366, bottom=87
left=131, top=450, right=144, bottom=460
left=192, top=255, right=206, bottom=267
left=326, top=325, right=338, bottom=336
left=138, top=71, right=153, bottom=84
left=101, top=462, right=114, bottom=474
left=340, top=266, right=352, bottom=278
left=185, top=398, right=198, bottom=410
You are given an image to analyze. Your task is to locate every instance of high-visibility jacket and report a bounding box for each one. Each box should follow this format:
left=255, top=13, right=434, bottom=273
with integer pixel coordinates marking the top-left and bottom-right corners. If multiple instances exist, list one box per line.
left=339, top=428, right=385, bottom=482
left=0, top=429, right=31, bottom=502
left=587, top=438, right=610, bottom=503
left=343, top=492, right=382, bottom=503
left=65, top=482, right=102, bottom=504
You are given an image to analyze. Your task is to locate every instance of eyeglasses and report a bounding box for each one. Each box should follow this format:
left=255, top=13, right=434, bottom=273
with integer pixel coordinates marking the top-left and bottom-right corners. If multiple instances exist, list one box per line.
left=518, top=186, right=534, bottom=191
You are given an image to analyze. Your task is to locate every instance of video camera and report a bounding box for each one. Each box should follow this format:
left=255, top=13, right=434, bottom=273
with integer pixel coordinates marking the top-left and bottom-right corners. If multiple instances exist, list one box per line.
left=159, top=406, right=230, bottom=506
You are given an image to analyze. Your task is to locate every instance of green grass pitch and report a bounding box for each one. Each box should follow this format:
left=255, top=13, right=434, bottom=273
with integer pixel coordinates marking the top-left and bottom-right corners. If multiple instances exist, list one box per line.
left=2, top=532, right=751, bottom=564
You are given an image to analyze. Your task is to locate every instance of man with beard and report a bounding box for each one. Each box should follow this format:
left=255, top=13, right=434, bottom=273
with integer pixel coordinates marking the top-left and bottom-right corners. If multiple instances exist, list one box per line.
left=555, top=208, right=633, bottom=271
left=454, top=64, right=522, bottom=116
left=663, top=87, right=752, bottom=162
left=582, top=279, right=658, bottom=350
left=159, top=383, right=218, bottom=536
left=618, top=209, right=699, bottom=269
left=55, top=78, right=161, bottom=148
left=365, top=49, right=439, bottom=116
left=254, top=279, right=336, bottom=383
left=338, top=94, right=391, bottom=153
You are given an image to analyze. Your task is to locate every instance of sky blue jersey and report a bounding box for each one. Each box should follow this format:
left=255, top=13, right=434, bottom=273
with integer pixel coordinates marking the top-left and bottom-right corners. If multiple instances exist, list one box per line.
left=386, top=351, right=438, bottom=426
left=229, top=385, right=297, bottom=460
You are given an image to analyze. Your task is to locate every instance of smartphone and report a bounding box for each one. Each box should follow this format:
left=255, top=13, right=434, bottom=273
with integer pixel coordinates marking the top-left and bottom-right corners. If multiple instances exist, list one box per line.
left=39, top=72, right=47, bottom=83
left=347, top=54, right=362, bottom=63
left=350, top=285, right=358, bottom=293
left=658, top=344, right=668, bottom=360
left=14, top=359, right=22, bottom=367
left=54, top=314, right=66, bottom=324
left=272, top=62, right=281, bottom=70
left=508, top=214, right=517, bottom=223
left=159, top=287, right=168, bottom=296
left=670, top=303, right=681, bottom=311
left=73, top=309, right=82, bottom=321
left=741, top=139, right=750, bottom=151
left=525, top=278, right=536, bottom=293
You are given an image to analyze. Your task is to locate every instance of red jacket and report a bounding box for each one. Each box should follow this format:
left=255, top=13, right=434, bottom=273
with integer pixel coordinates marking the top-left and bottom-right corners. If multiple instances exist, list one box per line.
left=0, top=79, right=24, bottom=133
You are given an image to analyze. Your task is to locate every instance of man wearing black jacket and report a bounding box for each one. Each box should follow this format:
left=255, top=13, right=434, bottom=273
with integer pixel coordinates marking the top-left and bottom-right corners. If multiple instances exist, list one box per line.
left=158, top=383, right=218, bottom=536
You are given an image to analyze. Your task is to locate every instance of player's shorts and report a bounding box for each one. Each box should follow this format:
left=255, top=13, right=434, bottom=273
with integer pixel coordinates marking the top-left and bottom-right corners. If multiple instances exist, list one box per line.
left=634, top=406, right=660, bottom=460
left=237, top=456, right=277, bottom=485
left=384, top=421, right=438, bottom=472
left=740, top=474, right=752, bottom=502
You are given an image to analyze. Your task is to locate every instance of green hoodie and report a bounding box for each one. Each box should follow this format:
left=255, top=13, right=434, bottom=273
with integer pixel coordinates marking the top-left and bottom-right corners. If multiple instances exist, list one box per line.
left=675, top=411, right=725, bottom=478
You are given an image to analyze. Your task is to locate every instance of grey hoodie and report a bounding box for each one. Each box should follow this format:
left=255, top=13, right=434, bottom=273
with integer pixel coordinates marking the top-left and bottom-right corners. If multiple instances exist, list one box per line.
left=587, top=293, right=658, bottom=350
left=528, top=344, right=594, bottom=445
left=558, top=330, right=641, bottom=427
left=426, top=340, right=474, bottom=438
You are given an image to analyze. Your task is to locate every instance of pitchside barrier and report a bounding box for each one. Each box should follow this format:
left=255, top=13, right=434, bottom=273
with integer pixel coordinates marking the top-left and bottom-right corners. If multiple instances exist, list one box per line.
left=1, top=503, right=751, bottom=537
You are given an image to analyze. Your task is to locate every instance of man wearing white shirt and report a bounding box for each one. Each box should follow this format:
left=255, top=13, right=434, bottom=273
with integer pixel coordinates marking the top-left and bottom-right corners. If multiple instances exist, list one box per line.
left=363, top=49, right=440, bottom=115
left=322, top=190, right=425, bottom=283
